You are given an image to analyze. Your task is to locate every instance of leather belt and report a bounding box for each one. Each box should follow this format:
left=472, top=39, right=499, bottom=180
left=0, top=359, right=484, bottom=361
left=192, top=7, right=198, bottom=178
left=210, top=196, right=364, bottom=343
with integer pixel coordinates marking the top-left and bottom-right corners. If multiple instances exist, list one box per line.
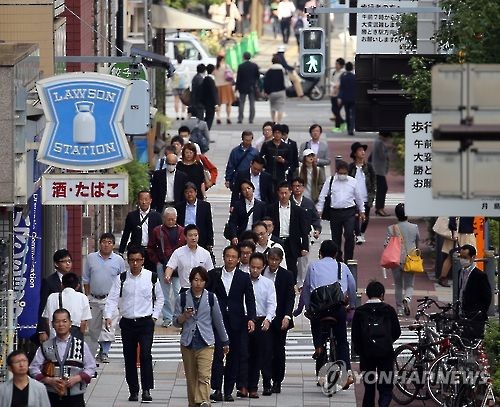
left=122, top=315, right=152, bottom=322
left=91, top=293, right=107, bottom=299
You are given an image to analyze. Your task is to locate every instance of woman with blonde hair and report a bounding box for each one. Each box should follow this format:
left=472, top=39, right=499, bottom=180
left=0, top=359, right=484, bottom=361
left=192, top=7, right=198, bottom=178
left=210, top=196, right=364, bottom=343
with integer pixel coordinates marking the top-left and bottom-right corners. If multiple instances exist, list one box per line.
left=214, top=55, right=236, bottom=124
left=294, top=148, right=325, bottom=203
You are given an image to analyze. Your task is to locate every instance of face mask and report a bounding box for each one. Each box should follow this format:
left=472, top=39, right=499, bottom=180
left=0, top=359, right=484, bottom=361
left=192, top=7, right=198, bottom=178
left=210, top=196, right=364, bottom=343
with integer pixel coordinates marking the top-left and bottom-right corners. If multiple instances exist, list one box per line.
left=459, top=258, right=472, bottom=268
left=167, top=164, right=176, bottom=173
left=337, top=174, right=348, bottom=181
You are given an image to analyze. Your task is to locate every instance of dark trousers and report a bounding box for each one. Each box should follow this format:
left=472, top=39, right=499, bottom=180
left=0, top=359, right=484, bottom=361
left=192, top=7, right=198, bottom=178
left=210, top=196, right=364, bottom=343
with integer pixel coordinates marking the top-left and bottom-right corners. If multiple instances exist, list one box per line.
left=238, top=92, right=256, bottom=123
left=268, top=326, right=288, bottom=386
left=248, top=319, right=272, bottom=391
left=48, top=393, right=85, bottom=407
left=310, top=306, right=350, bottom=375
left=281, top=238, right=299, bottom=283
left=360, top=357, right=394, bottom=407
left=191, top=105, right=205, bottom=121
left=329, top=206, right=356, bottom=261
left=280, top=17, right=292, bottom=43
left=344, top=101, right=355, bottom=135
left=204, top=106, right=215, bottom=130
left=212, top=326, right=247, bottom=396
left=355, top=203, right=371, bottom=236
left=120, top=317, right=155, bottom=393
left=375, top=175, right=388, bottom=210
left=236, top=329, right=249, bottom=390
left=143, top=246, right=155, bottom=273
left=330, top=96, right=344, bottom=128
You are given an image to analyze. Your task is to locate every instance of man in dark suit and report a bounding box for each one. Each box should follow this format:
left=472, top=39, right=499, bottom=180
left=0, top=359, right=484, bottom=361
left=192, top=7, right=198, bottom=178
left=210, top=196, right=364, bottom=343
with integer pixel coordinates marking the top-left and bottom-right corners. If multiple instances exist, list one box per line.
left=202, top=63, right=219, bottom=130
left=207, top=246, right=256, bottom=402
left=458, top=244, right=492, bottom=338
left=118, top=190, right=162, bottom=271
left=226, top=180, right=266, bottom=245
left=260, top=124, right=292, bottom=190
left=231, top=157, right=274, bottom=206
left=36, top=249, right=73, bottom=344
left=338, top=61, right=356, bottom=136
left=150, top=153, right=188, bottom=213
left=281, top=124, right=299, bottom=180
left=189, top=63, right=206, bottom=120
left=236, top=52, right=260, bottom=124
left=262, top=247, right=295, bottom=393
left=175, top=182, right=214, bottom=251
left=266, top=181, right=309, bottom=283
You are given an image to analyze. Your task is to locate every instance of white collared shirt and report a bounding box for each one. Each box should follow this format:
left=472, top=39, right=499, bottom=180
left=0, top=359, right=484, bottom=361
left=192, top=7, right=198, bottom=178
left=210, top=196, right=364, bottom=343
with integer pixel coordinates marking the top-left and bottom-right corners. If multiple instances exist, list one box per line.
left=263, top=266, right=277, bottom=283
left=250, top=172, right=261, bottom=200
left=104, top=268, right=165, bottom=320
left=221, top=267, right=236, bottom=295
left=278, top=203, right=291, bottom=237
left=245, top=198, right=255, bottom=230
left=256, top=241, right=288, bottom=269
left=354, top=165, right=368, bottom=202
left=165, top=170, right=176, bottom=202
left=167, top=245, right=214, bottom=288
left=239, top=263, right=250, bottom=273
left=251, top=275, right=277, bottom=321
left=140, top=209, right=150, bottom=246
left=316, top=175, right=364, bottom=213
left=309, top=139, right=320, bottom=155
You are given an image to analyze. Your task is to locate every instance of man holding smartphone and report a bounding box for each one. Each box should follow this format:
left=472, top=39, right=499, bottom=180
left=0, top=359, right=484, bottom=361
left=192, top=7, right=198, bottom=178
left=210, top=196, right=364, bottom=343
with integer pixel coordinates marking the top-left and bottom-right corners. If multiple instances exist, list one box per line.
left=259, top=124, right=291, bottom=190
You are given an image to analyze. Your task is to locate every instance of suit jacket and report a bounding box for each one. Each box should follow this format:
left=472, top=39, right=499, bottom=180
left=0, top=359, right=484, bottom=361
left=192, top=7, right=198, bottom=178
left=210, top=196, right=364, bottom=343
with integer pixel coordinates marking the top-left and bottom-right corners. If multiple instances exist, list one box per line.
left=295, top=196, right=322, bottom=232
left=236, top=60, right=260, bottom=94
left=260, top=139, right=291, bottom=183
left=226, top=198, right=266, bottom=240
left=267, top=266, right=295, bottom=331
left=206, top=267, right=256, bottom=331
left=119, top=208, right=162, bottom=253
left=266, top=202, right=309, bottom=256
left=37, top=272, right=62, bottom=334
left=202, top=75, right=219, bottom=108
left=190, top=72, right=205, bottom=107
left=175, top=199, right=214, bottom=248
left=460, top=267, right=492, bottom=321
left=231, top=169, right=274, bottom=206
left=284, top=138, right=299, bottom=179
left=150, top=169, right=188, bottom=213
left=299, top=140, right=331, bottom=179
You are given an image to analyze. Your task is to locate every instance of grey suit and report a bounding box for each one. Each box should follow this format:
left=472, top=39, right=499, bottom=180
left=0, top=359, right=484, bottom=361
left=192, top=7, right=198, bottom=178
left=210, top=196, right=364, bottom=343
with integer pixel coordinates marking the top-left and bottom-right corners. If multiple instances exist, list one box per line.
left=298, top=140, right=331, bottom=179
left=386, top=220, right=420, bottom=309
left=0, top=376, right=51, bottom=407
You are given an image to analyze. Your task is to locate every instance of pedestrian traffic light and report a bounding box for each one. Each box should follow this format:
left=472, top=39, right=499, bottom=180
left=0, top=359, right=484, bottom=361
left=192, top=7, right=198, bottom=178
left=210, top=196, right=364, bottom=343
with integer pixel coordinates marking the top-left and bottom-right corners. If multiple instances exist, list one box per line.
left=299, top=28, right=325, bottom=77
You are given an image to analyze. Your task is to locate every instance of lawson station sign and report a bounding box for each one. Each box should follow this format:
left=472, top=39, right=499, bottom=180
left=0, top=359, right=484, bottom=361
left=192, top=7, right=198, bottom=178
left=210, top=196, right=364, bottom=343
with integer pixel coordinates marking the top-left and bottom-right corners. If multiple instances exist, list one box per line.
left=36, top=73, right=133, bottom=170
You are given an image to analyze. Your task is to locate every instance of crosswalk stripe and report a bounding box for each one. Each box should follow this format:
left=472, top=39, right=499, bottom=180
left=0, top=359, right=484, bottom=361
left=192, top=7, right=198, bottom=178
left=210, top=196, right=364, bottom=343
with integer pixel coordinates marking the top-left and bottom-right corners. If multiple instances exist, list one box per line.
left=108, top=330, right=418, bottom=362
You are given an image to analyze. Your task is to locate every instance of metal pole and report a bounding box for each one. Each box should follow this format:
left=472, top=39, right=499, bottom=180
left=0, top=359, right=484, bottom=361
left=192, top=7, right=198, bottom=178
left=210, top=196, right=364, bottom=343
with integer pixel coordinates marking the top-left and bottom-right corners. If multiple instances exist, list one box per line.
left=451, top=251, right=460, bottom=304
left=117, top=0, right=124, bottom=56
left=144, top=0, right=149, bottom=51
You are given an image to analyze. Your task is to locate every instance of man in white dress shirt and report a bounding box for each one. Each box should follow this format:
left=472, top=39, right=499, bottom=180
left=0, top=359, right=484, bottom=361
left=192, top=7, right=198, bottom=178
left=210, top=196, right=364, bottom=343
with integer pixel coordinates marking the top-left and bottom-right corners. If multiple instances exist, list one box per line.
left=252, top=221, right=287, bottom=269
left=104, top=246, right=164, bottom=403
left=165, top=224, right=214, bottom=291
left=316, top=160, right=365, bottom=261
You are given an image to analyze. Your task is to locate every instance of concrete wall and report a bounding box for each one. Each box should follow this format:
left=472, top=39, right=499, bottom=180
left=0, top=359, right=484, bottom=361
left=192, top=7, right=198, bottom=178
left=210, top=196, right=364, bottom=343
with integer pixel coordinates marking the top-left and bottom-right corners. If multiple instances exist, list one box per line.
left=0, top=66, right=14, bottom=204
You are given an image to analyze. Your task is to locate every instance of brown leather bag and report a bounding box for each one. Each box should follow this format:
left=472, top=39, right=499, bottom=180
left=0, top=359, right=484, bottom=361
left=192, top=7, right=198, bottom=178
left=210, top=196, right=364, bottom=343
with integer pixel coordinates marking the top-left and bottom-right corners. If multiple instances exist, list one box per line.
left=41, top=360, right=55, bottom=377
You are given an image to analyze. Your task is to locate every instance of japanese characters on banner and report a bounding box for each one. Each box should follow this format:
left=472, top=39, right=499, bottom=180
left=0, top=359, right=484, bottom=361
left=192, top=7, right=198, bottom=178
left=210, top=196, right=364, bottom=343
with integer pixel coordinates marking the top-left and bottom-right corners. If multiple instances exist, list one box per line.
left=405, top=114, right=500, bottom=216
left=41, top=174, right=129, bottom=205
left=13, top=188, right=43, bottom=339
left=356, top=0, right=416, bottom=54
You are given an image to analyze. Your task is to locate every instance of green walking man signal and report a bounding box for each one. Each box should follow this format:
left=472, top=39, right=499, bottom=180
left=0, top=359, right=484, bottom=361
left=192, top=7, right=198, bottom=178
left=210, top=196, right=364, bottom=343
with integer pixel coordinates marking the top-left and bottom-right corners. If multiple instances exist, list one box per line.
left=299, top=27, right=325, bottom=77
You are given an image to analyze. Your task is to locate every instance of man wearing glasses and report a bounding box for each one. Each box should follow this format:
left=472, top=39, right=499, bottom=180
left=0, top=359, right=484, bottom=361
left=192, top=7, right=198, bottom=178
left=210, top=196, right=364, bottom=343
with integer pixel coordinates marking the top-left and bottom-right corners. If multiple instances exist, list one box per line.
left=82, top=232, right=125, bottom=363
left=105, top=245, right=164, bottom=403
left=36, top=249, right=74, bottom=344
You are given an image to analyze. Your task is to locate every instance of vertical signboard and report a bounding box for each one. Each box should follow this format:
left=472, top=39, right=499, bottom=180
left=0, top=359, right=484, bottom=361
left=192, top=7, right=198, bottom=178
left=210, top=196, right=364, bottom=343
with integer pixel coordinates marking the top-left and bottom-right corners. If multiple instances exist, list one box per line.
left=13, top=188, right=42, bottom=339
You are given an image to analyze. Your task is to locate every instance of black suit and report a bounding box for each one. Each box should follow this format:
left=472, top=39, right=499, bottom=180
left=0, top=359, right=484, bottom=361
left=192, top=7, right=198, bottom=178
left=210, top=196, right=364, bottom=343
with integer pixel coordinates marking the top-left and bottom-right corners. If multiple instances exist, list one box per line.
left=295, top=196, right=322, bottom=232
left=202, top=75, right=219, bottom=129
left=190, top=72, right=205, bottom=120
left=284, top=138, right=299, bottom=180
left=207, top=267, right=256, bottom=396
left=36, top=272, right=62, bottom=335
left=175, top=199, right=214, bottom=249
left=459, top=267, right=492, bottom=337
left=226, top=199, right=266, bottom=240
left=265, top=267, right=295, bottom=387
left=266, top=202, right=309, bottom=282
left=231, top=169, right=274, bottom=206
left=236, top=60, right=260, bottom=123
left=118, top=208, right=162, bottom=271
left=150, top=169, right=188, bottom=213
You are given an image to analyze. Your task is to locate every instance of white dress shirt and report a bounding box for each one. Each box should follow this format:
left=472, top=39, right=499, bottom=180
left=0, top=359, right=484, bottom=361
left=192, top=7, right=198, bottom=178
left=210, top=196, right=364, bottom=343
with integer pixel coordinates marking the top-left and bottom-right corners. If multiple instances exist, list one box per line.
left=165, top=170, right=176, bottom=202
left=221, top=267, right=236, bottom=295
left=256, top=240, right=288, bottom=269
left=250, top=172, right=261, bottom=200
left=263, top=266, right=277, bottom=283
left=167, top=245, right=214, bottom=288
left=42, top=288, right=92, bottom=337
left=278, top=203, right=291, bottom=238
left=140, top=209, right=150, bottom=246
left=277, top=0, right=295, bottom=19
left=245, top=198, right=255, bottom=230
left=252, top=275, right=277, bottom=321
left=354, top=165, right=368, bottom=202
left=309, top=139, right=320, bottom=156
left=104, top=268, right=165, bottom=320
left=239, top=263, right=250, bottom=273
left=316, top=175, right=364, bottom=213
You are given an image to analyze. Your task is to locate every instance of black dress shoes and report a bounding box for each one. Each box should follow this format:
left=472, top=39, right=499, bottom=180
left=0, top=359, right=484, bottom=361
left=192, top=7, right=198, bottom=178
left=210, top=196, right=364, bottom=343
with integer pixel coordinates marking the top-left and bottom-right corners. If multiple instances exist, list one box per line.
left=262, top=388, right=273, bottom=396
left=271, top=384, right=281, bottom=393
left=210, top=391, right=223, bottom=402
left=236, top=387, right=248, bottom=398
left=224, top=394, right=235, bottom=402
left=128, top=393, right=138, bottom=402
left=141, top=390, right=152, bottom=403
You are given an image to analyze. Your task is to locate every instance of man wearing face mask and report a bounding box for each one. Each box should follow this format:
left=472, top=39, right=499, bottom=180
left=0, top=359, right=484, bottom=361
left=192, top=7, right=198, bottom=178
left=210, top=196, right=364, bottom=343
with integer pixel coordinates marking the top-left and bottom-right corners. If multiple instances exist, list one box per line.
left=316, top=160, right=365, bottom=261
left=151, top=153, right=188, bottom=213
left=457, top=244, right=492, bottom=338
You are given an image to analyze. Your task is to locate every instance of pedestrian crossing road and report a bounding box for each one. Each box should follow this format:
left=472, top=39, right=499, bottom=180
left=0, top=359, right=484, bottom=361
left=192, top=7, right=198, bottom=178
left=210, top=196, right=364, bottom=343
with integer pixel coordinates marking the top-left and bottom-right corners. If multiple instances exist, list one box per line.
left=108, top=328, right=418, bottom=363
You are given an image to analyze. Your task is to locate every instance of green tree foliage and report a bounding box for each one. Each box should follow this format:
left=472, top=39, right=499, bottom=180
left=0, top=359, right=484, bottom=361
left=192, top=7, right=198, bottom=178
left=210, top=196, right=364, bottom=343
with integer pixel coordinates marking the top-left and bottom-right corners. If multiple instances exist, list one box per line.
left=484, top=321, right=500, bottom=399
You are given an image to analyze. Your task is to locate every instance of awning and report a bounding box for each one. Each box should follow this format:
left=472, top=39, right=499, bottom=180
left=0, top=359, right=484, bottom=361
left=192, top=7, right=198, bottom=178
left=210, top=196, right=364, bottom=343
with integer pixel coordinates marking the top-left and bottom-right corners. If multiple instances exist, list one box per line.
left=151, top=4, right=223, bottom=30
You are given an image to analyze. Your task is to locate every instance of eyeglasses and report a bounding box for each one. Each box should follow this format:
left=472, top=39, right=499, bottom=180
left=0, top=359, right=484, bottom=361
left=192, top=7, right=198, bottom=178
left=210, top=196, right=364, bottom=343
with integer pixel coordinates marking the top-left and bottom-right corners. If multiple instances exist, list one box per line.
left=128, top=258, right=144, bottom=263
left=58, top=259, right=72, bottom=264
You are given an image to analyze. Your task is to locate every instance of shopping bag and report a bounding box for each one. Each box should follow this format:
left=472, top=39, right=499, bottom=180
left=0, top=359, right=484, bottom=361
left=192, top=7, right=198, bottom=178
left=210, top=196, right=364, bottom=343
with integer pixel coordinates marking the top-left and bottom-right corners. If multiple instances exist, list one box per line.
left=380, top=232, right=402, bottom=269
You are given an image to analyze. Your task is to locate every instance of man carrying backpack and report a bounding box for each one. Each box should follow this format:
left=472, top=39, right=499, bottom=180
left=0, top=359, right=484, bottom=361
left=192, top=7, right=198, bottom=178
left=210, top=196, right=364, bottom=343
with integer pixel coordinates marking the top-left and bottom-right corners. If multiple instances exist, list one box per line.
left=351, top=281, right=401, bottom=407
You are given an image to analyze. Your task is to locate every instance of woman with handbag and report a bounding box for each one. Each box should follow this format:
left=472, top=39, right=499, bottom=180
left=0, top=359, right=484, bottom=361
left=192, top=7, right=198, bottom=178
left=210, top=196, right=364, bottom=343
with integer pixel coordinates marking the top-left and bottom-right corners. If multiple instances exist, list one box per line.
left=385, top=203, right=420, bottom=317
left=214, top=55, right=236, bottom=124
left=294, top=148, right=325, bottom=203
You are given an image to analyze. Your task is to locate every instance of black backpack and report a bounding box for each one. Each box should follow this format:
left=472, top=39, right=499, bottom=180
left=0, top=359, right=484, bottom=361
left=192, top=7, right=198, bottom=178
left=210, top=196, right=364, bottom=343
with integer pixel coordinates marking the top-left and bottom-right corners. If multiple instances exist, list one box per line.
left=189, top=121, right=210, bottom=154
left=361, top=305, right=394, bottom=357
left=307, top=261, right=345, bottom=317
left=119, top=271, right=158, bottom=306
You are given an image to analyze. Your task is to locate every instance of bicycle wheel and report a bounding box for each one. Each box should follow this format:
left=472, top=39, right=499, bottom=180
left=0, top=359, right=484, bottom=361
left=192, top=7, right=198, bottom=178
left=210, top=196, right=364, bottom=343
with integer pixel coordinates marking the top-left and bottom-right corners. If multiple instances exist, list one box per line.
left=427, top=353, right=462, bottom=406
left=392, top=344, right=420, bottom=405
